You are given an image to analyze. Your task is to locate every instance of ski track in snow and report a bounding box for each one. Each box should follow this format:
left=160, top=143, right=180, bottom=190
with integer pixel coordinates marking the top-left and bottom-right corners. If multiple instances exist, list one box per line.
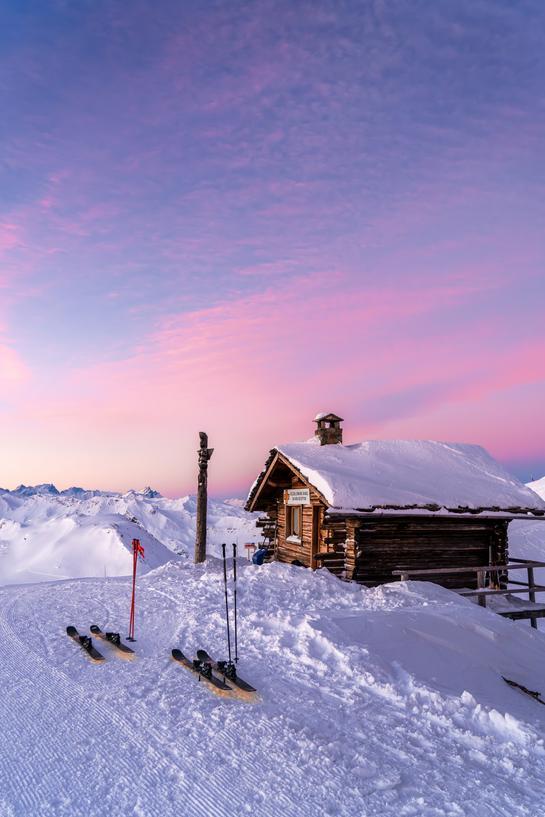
left=2, top=562, right=545, bottom=816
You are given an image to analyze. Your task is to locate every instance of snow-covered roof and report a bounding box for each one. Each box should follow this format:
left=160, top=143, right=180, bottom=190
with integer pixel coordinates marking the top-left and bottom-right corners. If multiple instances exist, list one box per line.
left=249, top=438, right=545, bottom=516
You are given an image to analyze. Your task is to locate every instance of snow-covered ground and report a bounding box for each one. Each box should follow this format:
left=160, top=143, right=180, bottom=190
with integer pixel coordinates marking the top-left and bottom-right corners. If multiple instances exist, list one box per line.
left=2, top=560, right=545, bottom=816
left=2, top=478, right=545, bottom=815
left=0, top=485, right=260, bottom=585
left=527, top=477, right=545, bottom=498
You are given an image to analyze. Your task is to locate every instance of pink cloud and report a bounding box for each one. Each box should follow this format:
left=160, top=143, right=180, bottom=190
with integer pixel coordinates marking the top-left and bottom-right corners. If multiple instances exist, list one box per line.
left=0, top=223, right=20, bottom=260
left=8, top=269, right=540, bottom=495
left=0, top=344, right=30, bottom=386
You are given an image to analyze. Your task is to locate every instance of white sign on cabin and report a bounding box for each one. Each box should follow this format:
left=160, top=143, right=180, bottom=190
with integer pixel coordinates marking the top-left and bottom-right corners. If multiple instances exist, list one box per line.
left=287, top=488, right=311, bottom=506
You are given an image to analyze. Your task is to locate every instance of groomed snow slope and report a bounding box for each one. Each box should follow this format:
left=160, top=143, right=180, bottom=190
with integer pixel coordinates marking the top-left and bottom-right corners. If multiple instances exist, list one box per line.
left=274, top=439, right=545, bottom=512
left=2, top=561, right=545, bottom=816
left=0, top=488, right=260, bottom=585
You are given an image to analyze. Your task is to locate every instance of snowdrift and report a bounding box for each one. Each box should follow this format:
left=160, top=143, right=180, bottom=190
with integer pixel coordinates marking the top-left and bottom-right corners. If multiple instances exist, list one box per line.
left=0, top=487, right=260, bottom=585
left=508, top=476, right=545, bottom=590
left=527, top=476, right=545, bottom=501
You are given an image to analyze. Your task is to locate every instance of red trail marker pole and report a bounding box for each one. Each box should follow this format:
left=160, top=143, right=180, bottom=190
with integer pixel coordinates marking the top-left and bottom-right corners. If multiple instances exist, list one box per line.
left=128, top=538, right=145, bottom=642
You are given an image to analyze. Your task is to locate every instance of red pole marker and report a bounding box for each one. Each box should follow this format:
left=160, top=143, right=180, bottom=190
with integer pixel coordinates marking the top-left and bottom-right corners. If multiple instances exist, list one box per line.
left=128, top=538, right=145, bottom=641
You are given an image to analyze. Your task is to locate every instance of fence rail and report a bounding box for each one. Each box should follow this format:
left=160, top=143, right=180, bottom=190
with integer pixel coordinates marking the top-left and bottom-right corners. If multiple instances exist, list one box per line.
left=392, top=556, right=545, bottom=628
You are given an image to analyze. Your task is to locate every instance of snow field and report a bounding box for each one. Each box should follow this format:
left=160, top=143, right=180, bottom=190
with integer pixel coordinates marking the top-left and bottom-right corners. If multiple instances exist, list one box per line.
left=0, top=490, right=260, bottom=585
left=2, top=561, right=545, bottom=816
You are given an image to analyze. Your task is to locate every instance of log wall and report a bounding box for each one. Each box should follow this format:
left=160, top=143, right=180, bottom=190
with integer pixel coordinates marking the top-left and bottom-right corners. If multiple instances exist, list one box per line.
left=353, top=518, right=509, bottom=588
left=318, top=518, right=347, bottom=578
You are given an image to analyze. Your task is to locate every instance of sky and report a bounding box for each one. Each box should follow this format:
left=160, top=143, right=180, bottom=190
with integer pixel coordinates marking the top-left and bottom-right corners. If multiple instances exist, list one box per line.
left=1, top=0, right=544, bottom=497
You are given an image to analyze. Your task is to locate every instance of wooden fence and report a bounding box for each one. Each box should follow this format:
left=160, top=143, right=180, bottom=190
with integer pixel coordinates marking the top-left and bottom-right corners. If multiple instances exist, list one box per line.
left=392, top=556, right=545, bottom=628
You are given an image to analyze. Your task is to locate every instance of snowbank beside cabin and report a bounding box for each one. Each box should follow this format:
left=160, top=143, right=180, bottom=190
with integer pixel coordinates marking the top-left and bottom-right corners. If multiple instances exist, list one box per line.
left=509, top=475, right=545, bottom=594
left=1, top=561, right=545, bottom=816
left=527, top=476, right=545, bottom=501
left=0, top=487, right=260, bottom=586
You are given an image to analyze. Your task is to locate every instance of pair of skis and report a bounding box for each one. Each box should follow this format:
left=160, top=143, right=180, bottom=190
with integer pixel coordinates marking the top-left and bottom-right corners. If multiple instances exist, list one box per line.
left=171, top=543, right=257, bottom=698
left=66, top=625, right=135, bottom=663
left=171, top=648, right=256, bottom=697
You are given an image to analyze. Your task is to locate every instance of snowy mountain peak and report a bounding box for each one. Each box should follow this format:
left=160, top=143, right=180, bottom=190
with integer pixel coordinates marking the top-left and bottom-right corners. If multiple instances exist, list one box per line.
left=60, top=486, right=87, bottom=497
left=223, top=498, right=245, bottom=508
left=14, top=483, right=60, bottom=497
left=60, top=486, right=107, bottom=498
left=122, top=486, right=163, bottom=499
left=140, top=486, right=162, bottom=498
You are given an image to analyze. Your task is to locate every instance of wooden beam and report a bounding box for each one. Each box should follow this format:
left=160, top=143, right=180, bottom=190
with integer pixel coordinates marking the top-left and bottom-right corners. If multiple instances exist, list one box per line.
left=314, top=551, right=344, bottom=562
left=456, top=585, right=545, bottom=598
left=392, top=561, right=545, bottom=576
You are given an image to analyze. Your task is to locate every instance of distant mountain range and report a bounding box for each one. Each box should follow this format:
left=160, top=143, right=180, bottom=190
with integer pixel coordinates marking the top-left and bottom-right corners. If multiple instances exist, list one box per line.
left=0, top=487, right=260, bottom=586
left=0, top=484, right=163, bottom=499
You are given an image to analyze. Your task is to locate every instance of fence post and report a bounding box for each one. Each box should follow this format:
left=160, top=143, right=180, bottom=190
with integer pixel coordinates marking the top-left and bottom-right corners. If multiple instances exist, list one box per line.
left=477, top=569, right=486, bottom=608
left=528, top=566, right=537, bottom=629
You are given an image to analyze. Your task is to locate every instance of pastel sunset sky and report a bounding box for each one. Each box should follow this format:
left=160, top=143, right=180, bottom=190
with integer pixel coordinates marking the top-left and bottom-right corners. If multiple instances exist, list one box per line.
left=1, top=0, right=544, bottom=497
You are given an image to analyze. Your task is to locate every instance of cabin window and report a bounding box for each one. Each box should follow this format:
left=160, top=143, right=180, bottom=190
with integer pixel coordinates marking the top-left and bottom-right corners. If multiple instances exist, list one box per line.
left=286, top=505, right=302, bottom=541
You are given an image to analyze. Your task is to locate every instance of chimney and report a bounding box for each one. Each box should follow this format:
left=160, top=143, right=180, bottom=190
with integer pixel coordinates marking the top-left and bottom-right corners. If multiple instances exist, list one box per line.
left=314, top=412, right=343, bottom=445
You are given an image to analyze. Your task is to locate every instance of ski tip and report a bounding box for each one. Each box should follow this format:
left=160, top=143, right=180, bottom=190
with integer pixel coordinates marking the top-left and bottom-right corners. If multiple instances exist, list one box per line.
left=196, top=649, right=210, bottom=661
left=90, top=624, right=100, bottom=634
left=66, top=625, right=77, bottom=637
left=172, top=648, right=185, bottom=661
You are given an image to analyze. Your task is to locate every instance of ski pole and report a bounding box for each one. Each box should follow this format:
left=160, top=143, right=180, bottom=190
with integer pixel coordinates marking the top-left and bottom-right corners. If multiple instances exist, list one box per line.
left=128, top=538, right=145, bottom=641
left=128, top=544, right=137, bottom=640
left=221, top=543, right=232, bottom=664
left=233, top=542, right=238, bottom=664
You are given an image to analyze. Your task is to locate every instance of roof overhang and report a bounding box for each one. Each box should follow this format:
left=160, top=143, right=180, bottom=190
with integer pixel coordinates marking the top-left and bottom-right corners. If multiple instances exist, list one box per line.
left=324, top=507, right=545, bottom=521
left=245, top=449, right=328, bottom=512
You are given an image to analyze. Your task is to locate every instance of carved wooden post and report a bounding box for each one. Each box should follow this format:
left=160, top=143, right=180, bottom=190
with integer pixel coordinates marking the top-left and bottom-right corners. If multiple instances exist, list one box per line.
left=194, top=432, right=214, bottom=564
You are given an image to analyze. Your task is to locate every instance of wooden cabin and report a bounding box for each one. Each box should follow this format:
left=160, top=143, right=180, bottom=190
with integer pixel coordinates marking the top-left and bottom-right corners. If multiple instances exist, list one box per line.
left=246, top=414, right=545, bottom=589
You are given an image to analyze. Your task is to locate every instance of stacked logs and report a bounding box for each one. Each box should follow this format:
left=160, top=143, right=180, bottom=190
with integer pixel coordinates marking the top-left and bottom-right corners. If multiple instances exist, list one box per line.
left=315, top=518, right=347, bottom=578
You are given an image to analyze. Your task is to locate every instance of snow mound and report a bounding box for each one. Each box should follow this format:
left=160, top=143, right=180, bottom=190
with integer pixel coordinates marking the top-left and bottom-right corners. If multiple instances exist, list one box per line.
left=528, top=476, right=545, bottom=501
left=0, top=488, right=260, bottom=586
left=274, top=439, right=545, bottom=512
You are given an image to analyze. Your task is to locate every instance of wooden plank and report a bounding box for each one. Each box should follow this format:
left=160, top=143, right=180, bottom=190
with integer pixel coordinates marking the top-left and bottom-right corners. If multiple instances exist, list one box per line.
left=457, top=585, right=545, bottom=598
left=392, top=561, right=545, bottom=576
left=500, top=609, right=545, bottom=621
